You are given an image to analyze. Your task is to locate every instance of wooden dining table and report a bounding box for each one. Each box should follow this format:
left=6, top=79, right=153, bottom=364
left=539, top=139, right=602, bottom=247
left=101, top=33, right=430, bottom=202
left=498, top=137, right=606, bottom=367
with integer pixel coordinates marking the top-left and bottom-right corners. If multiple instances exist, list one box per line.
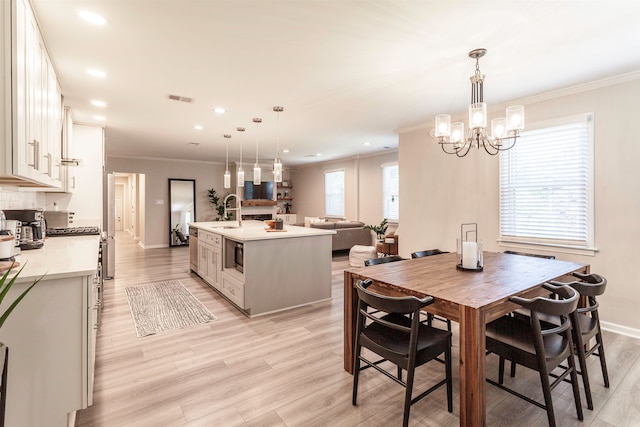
left=343, top=251, right=588, bottom=426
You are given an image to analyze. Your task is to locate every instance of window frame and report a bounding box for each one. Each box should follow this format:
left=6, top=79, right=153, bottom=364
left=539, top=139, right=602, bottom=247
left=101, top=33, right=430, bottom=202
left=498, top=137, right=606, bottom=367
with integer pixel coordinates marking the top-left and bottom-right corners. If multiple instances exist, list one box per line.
left=497, top=113, right=596, bottom=256
left=324, top=169, right=345, bottom=218
left=381, top=162, right=399, bottom=222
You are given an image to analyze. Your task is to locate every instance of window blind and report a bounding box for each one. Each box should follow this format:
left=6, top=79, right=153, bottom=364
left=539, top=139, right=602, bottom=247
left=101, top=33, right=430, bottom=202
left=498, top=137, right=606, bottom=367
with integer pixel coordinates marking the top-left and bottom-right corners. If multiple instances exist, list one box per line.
left=382, top=163, right=399, bottom=221
left=499, top=114, right=593, bottom=247
left=325, top=170, right=345, bottom=217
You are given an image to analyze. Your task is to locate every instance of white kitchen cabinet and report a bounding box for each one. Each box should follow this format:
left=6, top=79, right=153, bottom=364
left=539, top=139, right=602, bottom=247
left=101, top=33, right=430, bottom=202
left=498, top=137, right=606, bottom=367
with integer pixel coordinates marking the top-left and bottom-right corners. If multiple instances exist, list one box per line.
left=0, top=0, right=63, bottom=188
left=60, top=107, right=76, bottom=192
left=276, top=213, right=297, bottom=224
left=221, top=270, right=244, bottom=308
left=198, top=238, right=208, bottom=278
left=195, top=230, right=223, bottom=291
left=45, top=124, right=104, bottom=222
left=0, top=236, right=100, bottom=427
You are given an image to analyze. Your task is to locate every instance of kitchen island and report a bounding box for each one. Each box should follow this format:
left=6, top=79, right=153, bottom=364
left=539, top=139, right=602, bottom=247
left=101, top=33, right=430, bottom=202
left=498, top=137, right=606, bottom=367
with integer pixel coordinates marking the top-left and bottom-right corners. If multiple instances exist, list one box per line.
left=0, top=235, right=101, bottom=427
left=189, top=221, right=335, bottom=317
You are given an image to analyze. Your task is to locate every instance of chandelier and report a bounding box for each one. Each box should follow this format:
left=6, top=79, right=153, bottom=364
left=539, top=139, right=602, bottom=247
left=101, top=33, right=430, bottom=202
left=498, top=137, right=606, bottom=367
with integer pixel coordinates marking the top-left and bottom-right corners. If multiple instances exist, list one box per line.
left=435, top=49, right=524, bottom=157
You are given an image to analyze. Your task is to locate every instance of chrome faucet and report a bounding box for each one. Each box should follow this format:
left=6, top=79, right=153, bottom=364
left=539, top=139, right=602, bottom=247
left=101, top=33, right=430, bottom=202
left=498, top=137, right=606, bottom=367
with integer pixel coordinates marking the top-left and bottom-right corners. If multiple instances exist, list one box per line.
left=223, top=193, right=242, bottom=226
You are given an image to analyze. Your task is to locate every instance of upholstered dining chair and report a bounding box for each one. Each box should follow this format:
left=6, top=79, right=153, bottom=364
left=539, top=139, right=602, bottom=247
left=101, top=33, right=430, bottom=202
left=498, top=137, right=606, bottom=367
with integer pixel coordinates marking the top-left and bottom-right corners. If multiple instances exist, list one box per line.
left=410, top=249, right=452, bottom=332
left=485, top=283, right=583, bottom=427
left=352, top=279, right=452, bottom=427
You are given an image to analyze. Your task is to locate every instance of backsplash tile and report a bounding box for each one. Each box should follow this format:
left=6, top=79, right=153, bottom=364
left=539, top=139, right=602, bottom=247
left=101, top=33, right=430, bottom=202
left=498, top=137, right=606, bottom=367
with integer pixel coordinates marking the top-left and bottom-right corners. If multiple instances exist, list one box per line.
left=0, top=188, right=46, bottom=210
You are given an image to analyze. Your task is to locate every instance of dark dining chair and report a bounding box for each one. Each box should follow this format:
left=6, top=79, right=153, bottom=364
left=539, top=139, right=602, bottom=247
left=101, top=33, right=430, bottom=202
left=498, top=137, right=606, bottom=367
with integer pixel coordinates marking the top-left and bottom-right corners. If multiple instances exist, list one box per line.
left=410, top=249, right=452, bottom=332
left=503, top=250, right=556, bottom=375
left=509, top=272, right=609, bottom=411
left=363, top=255, right=404, bottom=267
left=352, top=279, right=452, bottom=427
left=411, top=249, right=449, bottom=258
left=485, top=283, right=583, bottom=427
left=546, top=272, right=609, bottom=410
left=503, top=250, right=555, bottom=259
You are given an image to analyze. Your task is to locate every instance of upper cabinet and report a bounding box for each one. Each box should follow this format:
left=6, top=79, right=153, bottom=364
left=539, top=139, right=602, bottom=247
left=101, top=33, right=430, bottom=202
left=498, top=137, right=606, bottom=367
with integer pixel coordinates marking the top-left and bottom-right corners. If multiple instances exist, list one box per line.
left=1, top=0, right=63, bottom=188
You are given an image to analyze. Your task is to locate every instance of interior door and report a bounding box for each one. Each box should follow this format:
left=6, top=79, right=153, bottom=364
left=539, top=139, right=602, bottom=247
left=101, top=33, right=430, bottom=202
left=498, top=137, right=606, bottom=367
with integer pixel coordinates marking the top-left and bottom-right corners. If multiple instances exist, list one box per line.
left=115, top=196, right=123, bottom=231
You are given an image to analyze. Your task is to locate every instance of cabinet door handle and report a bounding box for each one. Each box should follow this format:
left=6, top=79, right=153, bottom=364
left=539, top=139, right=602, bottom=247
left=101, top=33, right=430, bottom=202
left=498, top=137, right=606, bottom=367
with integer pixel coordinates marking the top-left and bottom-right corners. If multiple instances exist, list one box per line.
left=28, top=140, right=40, bottom=169
left=46, top=153, right=52, bottom=176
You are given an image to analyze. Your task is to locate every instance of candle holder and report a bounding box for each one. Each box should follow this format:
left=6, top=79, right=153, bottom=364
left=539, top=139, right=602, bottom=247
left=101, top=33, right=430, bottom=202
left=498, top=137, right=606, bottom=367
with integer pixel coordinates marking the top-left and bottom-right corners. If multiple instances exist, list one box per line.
left=456, top=223, right=483, bottom=272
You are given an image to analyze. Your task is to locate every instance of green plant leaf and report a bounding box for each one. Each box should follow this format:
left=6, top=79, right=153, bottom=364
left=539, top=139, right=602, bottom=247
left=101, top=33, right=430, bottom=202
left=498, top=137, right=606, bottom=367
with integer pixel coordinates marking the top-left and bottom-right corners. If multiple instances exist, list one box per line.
left=0, top=262, right=44, bottom=330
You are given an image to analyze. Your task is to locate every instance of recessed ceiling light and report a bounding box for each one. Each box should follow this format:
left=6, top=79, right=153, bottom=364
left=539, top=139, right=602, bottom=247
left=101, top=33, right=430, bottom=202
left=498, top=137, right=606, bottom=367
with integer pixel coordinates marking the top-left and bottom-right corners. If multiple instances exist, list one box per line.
left=79, top=11, right=107, bottom=25
left=92, top=115, right=106, bottom=121
left=363, top=141, right=371, bottom=146
left=282, top=149, right=290, bottom=153
left=193, top=125, right=204, bottom=130
left=316, top=153, right=322, bottom=157
left=187, top=142, right=200, bottom=146
left=213, top=107, right=226, bottom=114
left=87, top=69, right=106, bottom=78
left=91, top=100, right=106, bottom=107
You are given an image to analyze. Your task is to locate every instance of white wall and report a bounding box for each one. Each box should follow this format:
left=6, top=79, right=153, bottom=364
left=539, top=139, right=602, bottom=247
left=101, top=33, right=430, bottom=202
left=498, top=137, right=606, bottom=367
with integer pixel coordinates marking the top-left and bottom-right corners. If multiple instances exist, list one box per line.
left=45, top=124, right=104, bottom=226
left=293, top=151, right=398, bottom=230
left=106, top=156, right=227, bottom=248
left=399, top=75, right=640, bottom=334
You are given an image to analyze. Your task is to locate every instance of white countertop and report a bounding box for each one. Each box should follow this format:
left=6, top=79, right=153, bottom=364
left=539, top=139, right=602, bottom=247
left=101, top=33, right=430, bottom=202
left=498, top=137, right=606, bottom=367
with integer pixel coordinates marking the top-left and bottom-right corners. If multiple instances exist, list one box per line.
left=190, top=220, right=335, bottom=242
left=7, top=235, right=101, bottom=283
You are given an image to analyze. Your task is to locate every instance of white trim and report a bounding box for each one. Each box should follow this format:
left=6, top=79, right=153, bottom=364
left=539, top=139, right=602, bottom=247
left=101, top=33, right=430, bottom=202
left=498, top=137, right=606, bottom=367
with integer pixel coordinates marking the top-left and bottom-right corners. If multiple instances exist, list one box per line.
left=499, top=113, right=595, bottom=251
left=380, top=161, right=398, bottom=168
left=497, top=240, right=598, bottom=257
left=600, top=321, right=640, bottom=340
left=324, top=167, right=345, bottom=174
left=108, top=154, right=224, bottom=166
left=138, top=242, right=169, bottom=249
left=399, top=70, right=640, bottom=134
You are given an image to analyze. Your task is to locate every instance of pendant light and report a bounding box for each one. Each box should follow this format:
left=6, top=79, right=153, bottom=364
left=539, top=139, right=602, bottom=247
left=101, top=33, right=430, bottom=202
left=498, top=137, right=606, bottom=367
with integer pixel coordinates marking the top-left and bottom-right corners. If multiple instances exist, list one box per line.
left=236, top=127, right=245, bottom=187
left=272, top=106, right=284, bottom=183
left=223, top=134, right=231, bottom=189
left=252, top=117, right=262, bottom=185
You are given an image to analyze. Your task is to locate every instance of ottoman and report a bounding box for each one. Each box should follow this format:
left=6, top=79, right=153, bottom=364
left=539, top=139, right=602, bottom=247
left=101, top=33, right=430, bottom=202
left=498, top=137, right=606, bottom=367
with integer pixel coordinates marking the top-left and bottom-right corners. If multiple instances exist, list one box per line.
left=349, top=245, right=377, bottom=267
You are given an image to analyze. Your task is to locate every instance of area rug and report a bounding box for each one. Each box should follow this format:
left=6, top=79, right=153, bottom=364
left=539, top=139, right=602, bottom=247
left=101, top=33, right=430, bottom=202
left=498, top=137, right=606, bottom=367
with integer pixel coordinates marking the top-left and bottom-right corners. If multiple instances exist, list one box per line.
left=125, top=280, right=216, bottom=337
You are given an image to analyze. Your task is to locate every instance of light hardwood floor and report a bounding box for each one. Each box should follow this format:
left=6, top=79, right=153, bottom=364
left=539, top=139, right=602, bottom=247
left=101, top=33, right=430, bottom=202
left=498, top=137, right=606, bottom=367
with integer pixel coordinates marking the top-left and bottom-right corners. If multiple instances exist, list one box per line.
left=76, top=232, right=640, bottom=426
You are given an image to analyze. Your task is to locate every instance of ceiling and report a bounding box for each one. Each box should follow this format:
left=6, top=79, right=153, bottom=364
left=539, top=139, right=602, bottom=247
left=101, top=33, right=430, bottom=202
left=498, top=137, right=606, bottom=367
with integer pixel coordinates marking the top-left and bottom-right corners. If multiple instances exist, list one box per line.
left=30, top=0, right=640, bottom=168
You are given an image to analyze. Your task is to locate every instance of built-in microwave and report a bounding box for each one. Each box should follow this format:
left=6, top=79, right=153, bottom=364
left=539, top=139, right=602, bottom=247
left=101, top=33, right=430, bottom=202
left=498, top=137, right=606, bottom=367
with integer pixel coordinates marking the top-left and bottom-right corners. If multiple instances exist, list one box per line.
left=224, top=238, right=244, bottom=273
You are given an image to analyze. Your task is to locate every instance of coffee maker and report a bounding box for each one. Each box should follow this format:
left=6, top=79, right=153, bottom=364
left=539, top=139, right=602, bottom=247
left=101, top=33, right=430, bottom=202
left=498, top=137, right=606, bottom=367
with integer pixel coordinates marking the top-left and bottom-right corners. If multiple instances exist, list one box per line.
left=3, top=209, right=45, bottom=250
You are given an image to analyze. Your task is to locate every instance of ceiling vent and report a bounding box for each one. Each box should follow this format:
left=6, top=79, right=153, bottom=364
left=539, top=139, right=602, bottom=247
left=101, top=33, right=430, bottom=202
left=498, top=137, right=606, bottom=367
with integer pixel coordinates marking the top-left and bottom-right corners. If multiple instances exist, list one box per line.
left=167, top=94, right=194, bottom=103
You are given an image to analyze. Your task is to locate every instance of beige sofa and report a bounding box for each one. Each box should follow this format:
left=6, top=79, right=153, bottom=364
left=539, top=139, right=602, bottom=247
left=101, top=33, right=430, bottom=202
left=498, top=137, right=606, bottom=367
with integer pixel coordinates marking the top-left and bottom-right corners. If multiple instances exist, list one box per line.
left=307, top=219, right=372, bottom=251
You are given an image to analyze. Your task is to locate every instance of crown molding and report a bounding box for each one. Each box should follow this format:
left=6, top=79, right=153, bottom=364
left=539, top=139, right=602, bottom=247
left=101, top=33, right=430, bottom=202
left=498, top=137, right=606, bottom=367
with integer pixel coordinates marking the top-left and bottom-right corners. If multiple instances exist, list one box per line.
left=399, top=70, right=640, bottom=135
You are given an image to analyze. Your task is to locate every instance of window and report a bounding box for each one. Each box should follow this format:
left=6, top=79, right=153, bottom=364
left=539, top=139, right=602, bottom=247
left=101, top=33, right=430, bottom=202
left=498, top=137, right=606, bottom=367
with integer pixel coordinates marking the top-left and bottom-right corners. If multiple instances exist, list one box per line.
left=499, top=113, right=594, bottom=251
left=324, top=169, right=345, bottom=217
left=382, top=162, right=399, bottom=221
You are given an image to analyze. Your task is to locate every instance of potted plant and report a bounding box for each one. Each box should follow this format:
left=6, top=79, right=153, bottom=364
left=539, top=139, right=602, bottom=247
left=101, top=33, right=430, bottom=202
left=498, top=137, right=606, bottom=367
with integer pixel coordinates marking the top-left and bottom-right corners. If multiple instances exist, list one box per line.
left=284, top=202, right=292, bottom=214
left=207, top=188, right=230, bottom=220
left=363, top=218, right=389, bottom=241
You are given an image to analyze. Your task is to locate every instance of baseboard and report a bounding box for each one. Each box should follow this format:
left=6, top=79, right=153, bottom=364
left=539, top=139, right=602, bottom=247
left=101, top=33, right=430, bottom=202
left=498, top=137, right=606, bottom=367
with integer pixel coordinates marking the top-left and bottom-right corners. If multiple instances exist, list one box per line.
left=138, top=242, right=169, bottom=249
left=601, top=320, right=640, bottom=340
